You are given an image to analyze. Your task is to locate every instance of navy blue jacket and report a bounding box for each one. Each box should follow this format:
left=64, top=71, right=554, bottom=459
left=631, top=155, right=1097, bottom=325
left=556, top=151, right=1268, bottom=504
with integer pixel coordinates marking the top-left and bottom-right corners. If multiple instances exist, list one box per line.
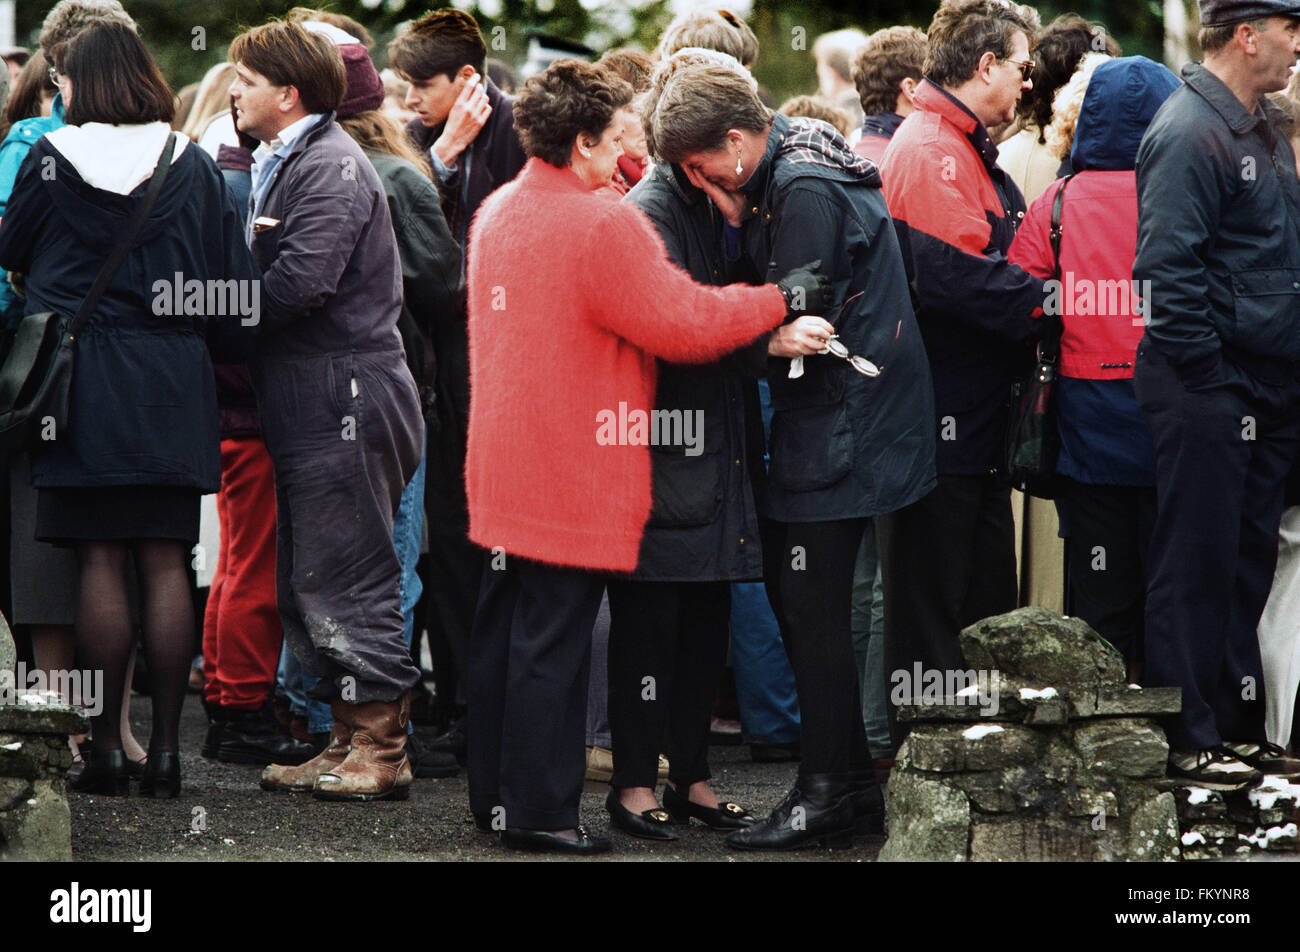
left=0, top=135, right=258, bottom=490
left=744, top=114, right=936, bottom=521
left=623, top=160, right=768, bottom=581
left=1135, top=62, right=1300, bottom=381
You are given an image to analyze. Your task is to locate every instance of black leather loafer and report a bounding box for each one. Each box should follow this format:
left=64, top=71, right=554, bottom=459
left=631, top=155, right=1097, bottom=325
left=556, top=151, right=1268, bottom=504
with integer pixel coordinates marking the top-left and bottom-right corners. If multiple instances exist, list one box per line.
left=605, top=789, right=677, bottom=840
left=501, top=826, right=612, bottom=855
left=139, top=752, right=181, bottom=799
left=662, top=782, right=754, bottom=830
left=68, top=748, right=131, bottom=796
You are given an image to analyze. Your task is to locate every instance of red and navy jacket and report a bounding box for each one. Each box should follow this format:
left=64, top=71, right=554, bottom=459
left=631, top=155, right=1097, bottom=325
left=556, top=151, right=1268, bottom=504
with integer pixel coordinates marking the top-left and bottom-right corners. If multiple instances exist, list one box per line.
left=880, top=80, right=1046, bottom=478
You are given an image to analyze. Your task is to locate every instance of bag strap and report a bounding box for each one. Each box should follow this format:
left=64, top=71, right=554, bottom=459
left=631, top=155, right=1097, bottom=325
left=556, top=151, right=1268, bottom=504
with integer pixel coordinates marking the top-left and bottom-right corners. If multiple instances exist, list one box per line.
left=1049, top=172, right=1074, bottom=278
left=1039, top=172, right=1075, bottom=363
left=68, top=132, right=177, bottom=339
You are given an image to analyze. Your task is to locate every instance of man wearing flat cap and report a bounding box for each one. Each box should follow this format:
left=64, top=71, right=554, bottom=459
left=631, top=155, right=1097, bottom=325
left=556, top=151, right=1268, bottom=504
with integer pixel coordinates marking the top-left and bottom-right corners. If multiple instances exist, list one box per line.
left=1133, top=0, right=1300, bottom=788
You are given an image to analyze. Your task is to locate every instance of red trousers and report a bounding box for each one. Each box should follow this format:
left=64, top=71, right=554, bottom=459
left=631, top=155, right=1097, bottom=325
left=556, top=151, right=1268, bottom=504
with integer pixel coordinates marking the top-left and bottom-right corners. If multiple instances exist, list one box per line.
left=202, top=436, right=281, bottom=710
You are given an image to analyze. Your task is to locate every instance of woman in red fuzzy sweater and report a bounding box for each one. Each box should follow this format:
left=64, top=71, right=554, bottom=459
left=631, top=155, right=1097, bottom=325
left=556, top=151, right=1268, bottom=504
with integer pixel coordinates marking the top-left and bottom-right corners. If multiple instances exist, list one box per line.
left=463, top=59, right=831, bottom=855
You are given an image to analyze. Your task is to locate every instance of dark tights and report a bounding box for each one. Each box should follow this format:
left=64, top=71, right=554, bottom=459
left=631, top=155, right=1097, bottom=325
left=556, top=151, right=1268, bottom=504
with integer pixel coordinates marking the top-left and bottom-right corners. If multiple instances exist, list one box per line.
left=75, top=540, right=194, bottom=755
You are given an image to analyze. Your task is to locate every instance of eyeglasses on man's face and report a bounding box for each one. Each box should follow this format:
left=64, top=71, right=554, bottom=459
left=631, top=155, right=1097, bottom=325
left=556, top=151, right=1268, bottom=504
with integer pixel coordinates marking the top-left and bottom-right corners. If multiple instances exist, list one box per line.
left=1002, top=57, right=1035, bottom=82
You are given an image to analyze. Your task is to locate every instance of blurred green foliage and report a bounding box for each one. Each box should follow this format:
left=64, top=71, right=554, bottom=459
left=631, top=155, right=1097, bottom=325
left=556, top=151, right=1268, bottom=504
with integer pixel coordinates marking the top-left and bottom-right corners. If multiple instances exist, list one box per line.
left=14, top=0, right=1165, bottom=104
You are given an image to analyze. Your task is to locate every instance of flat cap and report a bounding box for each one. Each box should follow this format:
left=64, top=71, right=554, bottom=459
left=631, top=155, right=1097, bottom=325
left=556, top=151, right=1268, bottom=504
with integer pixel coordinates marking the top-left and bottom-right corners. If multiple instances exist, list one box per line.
left=1200, top=0, right=1300, bottom=26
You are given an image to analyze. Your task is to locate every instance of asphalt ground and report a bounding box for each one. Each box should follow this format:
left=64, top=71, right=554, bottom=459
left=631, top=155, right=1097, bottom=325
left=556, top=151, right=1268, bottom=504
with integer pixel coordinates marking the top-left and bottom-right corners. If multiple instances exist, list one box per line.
left=68, top=692, right=885, bottom=862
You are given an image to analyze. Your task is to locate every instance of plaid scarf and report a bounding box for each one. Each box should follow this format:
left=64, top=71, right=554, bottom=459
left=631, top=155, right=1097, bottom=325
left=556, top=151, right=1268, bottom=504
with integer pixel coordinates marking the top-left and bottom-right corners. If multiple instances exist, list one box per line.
left=776, top=116, right=875, bottom=180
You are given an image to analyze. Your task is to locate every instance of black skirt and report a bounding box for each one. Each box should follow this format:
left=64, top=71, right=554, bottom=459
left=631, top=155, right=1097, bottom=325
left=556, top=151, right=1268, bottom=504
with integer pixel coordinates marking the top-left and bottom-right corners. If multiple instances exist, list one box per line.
left=36, top=485, right=201, bottom=544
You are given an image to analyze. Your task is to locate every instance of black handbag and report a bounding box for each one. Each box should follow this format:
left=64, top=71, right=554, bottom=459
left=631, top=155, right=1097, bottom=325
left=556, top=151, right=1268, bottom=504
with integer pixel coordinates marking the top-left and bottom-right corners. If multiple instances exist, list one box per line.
left=1003, top=173, right=1073, bottom=499
left=0, top=133, right=176, bottom=450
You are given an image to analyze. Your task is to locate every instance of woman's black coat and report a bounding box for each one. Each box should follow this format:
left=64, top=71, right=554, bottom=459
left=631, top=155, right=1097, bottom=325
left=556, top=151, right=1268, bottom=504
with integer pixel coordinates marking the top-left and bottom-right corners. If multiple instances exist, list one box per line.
left=0, top=137, right=258, bottom=491
left=624, top=162, right=769, bottom=582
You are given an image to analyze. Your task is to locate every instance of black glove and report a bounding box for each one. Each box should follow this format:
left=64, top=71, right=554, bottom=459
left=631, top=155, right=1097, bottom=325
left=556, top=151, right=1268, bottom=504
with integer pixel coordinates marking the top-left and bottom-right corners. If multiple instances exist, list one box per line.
left=776, top=261, right=830, bottom=317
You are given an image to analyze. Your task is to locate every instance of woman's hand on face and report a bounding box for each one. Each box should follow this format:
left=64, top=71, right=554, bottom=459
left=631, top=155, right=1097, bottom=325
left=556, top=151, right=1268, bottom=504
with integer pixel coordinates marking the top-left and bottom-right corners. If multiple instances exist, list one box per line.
left=768, top=315, right=835, bottom=358
left=682, top=164, right=746, bottom=227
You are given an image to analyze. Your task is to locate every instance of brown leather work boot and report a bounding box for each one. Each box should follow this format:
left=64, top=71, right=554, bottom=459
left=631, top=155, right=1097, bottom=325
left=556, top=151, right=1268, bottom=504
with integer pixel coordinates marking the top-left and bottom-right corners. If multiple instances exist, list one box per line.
left=312, top=693, right=413, bottom=801
left=260, top=697, right=351, bottom=793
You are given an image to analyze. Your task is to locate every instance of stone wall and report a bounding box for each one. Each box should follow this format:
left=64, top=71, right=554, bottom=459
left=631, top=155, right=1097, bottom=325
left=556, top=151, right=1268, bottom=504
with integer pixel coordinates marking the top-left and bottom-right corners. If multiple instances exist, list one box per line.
left=879, top=608, right=1181, bottom=862
left=0, top=613, right=87, bottom=861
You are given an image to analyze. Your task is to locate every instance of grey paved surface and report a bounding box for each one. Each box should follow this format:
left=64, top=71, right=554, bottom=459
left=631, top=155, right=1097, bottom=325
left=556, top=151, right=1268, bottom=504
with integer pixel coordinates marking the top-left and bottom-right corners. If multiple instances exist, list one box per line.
left=69, top=694, right=884, bottom=862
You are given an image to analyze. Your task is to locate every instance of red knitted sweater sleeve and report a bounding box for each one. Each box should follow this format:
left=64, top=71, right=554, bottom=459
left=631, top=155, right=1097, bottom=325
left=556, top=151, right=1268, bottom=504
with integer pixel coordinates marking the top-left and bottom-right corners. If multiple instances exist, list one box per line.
left=582, top=202, right=787, bottom=363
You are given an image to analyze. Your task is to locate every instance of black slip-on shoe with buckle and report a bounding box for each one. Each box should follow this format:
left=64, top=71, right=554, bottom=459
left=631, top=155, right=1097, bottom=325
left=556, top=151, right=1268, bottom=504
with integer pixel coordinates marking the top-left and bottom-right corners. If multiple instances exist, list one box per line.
left=500, top=826, right=612, bottom=855
left=605, top=789, right=677, bottom=840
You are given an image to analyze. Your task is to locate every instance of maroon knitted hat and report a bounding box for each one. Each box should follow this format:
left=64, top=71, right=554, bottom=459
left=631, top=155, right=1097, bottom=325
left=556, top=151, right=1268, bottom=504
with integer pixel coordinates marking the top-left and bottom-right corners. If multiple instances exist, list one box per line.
left=337, top=42, right=384, bottom=118
left=301, top=21, right=384, bottom=118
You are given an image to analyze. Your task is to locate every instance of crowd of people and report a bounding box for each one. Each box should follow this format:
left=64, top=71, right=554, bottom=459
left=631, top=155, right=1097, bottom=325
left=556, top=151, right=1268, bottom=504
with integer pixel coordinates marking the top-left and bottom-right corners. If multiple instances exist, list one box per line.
left=3, top=0, right=1300, bottom=856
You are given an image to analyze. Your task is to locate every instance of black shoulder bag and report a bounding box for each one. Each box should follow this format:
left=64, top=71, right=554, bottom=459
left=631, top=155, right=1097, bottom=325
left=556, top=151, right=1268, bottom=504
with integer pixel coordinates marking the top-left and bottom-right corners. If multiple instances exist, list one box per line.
left=0, top=132, right=176, bottom=450
left=1003, top=173, right=1073, bottom=499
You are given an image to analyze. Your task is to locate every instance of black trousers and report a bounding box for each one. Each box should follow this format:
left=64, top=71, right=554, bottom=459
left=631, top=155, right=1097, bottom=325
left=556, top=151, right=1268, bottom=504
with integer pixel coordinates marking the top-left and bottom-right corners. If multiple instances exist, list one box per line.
left=466, top=554, right=603, bottom=830
left=605, top=579, right=731, bottom=789
left=1135, top=344, right=1300, bottom=751
left=877, top=475, right=1018, bottom=748
left=1055, top=478, right=1156, bottom=667
left=760, top=517, right=874, bottom=778
left=423, top=420, right=481, bottom=713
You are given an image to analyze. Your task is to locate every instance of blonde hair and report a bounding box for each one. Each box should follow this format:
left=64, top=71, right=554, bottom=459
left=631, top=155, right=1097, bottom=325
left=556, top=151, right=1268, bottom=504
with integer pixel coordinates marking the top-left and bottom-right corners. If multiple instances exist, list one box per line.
left=656, top=8, right=758, bottom=68
left=181, top=61, right=237, bottom=141
left=1045, top=52, right=1110, bottom=161
left=778, top=95, right=852, bottom=136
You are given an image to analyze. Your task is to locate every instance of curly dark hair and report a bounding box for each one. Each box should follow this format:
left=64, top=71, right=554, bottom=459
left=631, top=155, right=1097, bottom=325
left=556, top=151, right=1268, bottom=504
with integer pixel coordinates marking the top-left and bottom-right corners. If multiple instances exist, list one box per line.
left=1018, top=14, right=1120, bottom=139
left=514, top=59, right=633, bottom=168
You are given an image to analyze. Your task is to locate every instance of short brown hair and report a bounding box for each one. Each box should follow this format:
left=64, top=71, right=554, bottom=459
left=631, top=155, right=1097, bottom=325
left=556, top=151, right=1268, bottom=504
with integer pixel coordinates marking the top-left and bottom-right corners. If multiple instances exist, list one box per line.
left=57, top=22, right=173, bottom=126
left=388, top=8, right=486, bottom=83
left=230, top=21, right=346, bottom=115
left=598, top=47, right=653, bottom=93
left=642, top=47, right=754, bottom=161
left=287, top=7, right=375, bottom=50
left=778, top=95, right=852, bottom=136
left=1200, top=17, right=1269, bottom=55
left=853, top=26, right=926, bottom=116
left=924, top=0, right=1037, bottom=89
left=651, top=60, right=772, bottom=164
left=513, top=59, right=632, bottom=168
left=39, top=0, right=135, bottom=60
left=656, top=9, right=759, bottom=68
